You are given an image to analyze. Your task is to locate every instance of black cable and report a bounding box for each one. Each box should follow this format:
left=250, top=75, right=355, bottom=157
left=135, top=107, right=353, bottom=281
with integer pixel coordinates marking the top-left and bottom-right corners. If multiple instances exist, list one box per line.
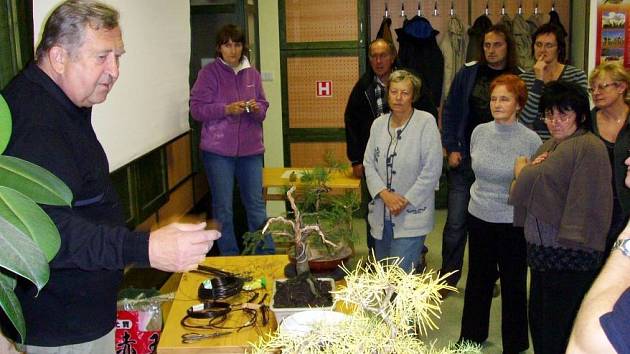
left=185, top=301, right=231, bottom=319
left=197, top=276, right=244, bottom=301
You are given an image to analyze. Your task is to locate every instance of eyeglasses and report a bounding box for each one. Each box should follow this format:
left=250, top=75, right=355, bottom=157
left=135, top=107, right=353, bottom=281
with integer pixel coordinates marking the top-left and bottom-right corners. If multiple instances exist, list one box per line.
left=534, top=42, right=557, bottom=50
left=539, top=111, right=573, bottom=123
left=587, top=82, right=619, bottom=94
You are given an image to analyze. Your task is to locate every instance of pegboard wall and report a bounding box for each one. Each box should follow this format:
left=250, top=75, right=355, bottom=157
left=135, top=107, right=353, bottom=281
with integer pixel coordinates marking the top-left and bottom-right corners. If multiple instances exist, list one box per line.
left=285, top=0, right=359, bottom=43
left=289, top=142, right=350, bottom=167
left=287, top=56, right=359, bottom=128
left=370, top=1, right=570, bottom=48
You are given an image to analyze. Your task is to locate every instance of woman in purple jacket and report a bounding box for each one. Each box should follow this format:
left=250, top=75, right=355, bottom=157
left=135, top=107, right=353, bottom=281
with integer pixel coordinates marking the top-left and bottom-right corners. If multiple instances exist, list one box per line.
left=190, top=24, right=272, bottom=255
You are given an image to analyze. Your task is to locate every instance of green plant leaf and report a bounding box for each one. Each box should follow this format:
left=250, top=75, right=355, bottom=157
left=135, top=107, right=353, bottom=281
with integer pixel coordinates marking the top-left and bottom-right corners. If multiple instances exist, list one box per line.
left=0, top=155, right=72, bottom=206
left=0, top=272, right=25, bottom=343
left=0, top=187, right=61, bottom=261
left=0, top=95, right=11, bottom=155
left=0, top=216, right=50, bottom=292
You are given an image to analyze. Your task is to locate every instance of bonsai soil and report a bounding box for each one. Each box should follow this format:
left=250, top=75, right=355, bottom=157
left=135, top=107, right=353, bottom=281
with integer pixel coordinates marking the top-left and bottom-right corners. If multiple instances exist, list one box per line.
left=273, top=277, right=333, bottom=308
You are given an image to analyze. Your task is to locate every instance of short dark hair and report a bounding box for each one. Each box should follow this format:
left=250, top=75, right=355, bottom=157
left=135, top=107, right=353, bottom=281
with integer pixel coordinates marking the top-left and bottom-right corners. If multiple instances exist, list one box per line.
left=532, top=23, right=567, bottom=64
left=490, top=74, right=528, bottom=110
left=479, top=24, right=519, bottom=70
left=35, top=0, right=119, bottom=61
left=215, top=24, right=249, bottom=61
left=540, top=81, right=591, bottom=129
left=368, top=38, right=397, bottom=58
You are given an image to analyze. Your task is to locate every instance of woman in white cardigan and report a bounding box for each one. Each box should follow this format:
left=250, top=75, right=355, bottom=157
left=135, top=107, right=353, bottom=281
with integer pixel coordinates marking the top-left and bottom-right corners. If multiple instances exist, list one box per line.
left=363, top=70, right=443, bottom=272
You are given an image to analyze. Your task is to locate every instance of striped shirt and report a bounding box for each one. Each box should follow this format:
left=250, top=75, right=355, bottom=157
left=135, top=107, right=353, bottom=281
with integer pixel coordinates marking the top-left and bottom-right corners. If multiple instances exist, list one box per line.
left=519, top=65, right=588, bottom=140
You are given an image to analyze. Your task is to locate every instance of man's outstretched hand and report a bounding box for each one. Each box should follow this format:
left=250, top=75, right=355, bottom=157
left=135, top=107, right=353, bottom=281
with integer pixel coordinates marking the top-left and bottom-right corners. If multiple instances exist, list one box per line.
left=149, top=222, right=221, bottom=272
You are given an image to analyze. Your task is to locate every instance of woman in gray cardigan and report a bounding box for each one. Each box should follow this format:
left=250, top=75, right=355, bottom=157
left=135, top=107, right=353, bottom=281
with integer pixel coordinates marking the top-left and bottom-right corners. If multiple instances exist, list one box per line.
left=363, top=70, right=442, bottom=272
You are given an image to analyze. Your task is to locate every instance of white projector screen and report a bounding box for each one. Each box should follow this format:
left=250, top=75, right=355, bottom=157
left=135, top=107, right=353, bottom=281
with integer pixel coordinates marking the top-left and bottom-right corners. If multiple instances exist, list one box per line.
left=33, top=0, right=191, bottom=171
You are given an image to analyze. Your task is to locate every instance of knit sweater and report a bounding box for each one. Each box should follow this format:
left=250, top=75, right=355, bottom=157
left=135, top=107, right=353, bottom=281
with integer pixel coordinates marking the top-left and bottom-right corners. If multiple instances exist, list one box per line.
left=510, top=129, right=613, bottom=252
left=468, top=121, right=542, bottom=223
left=519, top=65, right=587, bottom=140
left=364, top=109, right=443, bottom=238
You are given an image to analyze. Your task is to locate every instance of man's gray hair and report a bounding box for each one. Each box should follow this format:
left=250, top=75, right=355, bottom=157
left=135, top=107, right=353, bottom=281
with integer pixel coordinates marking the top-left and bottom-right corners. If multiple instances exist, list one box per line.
left=35, top=0, right=119, bottom=61
left=389, top=69, right=422, bottom=102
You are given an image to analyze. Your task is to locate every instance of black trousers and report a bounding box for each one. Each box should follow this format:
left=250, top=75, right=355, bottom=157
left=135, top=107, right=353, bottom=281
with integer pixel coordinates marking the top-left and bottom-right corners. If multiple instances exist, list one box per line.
left=460, top=214, right=529, bottom=354
left=529, top=268, right=597, bottom=354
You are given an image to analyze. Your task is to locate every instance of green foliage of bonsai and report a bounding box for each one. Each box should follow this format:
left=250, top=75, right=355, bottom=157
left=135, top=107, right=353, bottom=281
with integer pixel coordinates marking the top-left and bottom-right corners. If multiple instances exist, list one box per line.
left=243, top=151, right=359, bottom=259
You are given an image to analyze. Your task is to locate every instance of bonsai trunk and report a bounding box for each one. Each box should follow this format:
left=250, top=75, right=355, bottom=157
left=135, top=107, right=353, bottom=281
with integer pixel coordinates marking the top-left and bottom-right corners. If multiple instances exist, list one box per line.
left=294, top=241, right=310, bottom=276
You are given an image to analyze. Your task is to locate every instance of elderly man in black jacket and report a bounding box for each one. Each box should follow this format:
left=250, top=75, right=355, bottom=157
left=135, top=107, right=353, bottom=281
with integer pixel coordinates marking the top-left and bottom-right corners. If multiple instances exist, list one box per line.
left=344, top=38, right=437, bottom=253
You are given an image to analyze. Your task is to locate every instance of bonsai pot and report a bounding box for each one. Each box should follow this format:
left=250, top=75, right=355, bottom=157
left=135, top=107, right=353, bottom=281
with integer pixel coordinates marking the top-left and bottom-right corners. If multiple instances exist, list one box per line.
left=270, top=278, right=335, bottom=324
left=288, top=243, right=353, bottom=274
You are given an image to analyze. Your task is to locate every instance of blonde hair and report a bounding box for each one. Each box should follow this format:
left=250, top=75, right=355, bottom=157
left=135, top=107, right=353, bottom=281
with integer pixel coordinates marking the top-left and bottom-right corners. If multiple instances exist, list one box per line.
left=589, top=61, right=630, bottom=103
left=388, top=70, right=422, bottom=102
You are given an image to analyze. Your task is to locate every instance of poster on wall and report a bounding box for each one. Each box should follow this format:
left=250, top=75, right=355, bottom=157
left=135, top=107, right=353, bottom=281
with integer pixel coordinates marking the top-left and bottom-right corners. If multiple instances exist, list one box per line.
left=596, top=0, right=630, bottom=66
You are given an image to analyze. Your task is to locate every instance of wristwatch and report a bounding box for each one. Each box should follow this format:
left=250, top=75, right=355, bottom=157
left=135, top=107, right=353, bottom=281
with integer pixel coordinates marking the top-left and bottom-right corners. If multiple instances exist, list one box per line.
left=612, top=238, right=630, bottom=257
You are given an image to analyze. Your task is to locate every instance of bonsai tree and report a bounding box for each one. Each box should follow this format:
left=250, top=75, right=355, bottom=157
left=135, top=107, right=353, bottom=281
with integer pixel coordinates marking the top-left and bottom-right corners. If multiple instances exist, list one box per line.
left=0, top=95, right=72, bottom=343
left=243, top=151, right=359, bottom=261
left=248, top=255, right=481, bottom=354
left=263, top=186, right=336, bottom=289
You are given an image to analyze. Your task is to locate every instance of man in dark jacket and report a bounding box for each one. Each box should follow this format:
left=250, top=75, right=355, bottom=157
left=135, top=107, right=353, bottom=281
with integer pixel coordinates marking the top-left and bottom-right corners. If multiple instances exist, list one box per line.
left=344, top=38, right=437, bottom=252
left=1, top=1, right=219, bottom=351
left=440, top=24, right=523, bottom=295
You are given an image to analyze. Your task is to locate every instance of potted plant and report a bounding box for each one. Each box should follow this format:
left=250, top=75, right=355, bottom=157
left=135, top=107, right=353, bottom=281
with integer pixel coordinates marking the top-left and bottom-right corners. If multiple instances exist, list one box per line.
left=291, top=168, right=358, bottom=273
left=248, top=255, right=481, bottom=354
left=0, top=95, right=72, bottom=343
left=244, top=152, right=359, bottom=274
left=261, top=186, right=338, bottom=322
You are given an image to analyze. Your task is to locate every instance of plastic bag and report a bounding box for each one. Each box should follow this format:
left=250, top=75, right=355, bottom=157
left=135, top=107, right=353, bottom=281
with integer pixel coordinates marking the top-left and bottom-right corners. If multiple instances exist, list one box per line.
left=115, top=288, right=174, bottom=354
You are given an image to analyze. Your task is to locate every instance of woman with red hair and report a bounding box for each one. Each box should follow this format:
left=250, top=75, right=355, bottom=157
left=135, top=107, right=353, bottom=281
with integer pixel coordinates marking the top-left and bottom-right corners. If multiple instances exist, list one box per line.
left=459, top=74, right=541, bottom=353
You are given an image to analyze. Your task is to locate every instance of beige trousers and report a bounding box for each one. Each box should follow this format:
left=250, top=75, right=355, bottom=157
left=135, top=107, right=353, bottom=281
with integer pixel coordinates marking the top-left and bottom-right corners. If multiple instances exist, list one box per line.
left=22, top=328, right=115, bottom=354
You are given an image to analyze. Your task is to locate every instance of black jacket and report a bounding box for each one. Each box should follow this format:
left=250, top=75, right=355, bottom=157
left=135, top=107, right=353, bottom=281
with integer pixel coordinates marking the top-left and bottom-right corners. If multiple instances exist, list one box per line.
left=466, top=15, right=493, bottom=62
left=344, top=66, right=438, bottom=166
left=396, top=16, right=444, bottom=107
left=1, top=63, right=150, bottom=346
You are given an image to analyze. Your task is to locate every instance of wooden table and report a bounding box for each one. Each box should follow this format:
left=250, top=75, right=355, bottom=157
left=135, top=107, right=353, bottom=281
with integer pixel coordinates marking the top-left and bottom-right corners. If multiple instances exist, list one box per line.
left=158, top=255, right=288, bottom=354
left=262, top=167, right=360, bottom=200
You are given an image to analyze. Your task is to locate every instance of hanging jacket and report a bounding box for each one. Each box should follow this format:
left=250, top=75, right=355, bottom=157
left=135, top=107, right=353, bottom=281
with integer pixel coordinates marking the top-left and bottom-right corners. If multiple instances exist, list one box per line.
left=498, top=13, right=513, bottom=32
left=376, top=16, right=393, bottom=43
left=466, top=15, right=493, bottom=62
left=527, top=12, right=548, bottom=34
left=396, top=15, right=444, bottom=107
left=513, top=13, right=534, bottom=70
left=439, top=15, right=468, bottom=104
left=549, top=10, right=568, bottom=39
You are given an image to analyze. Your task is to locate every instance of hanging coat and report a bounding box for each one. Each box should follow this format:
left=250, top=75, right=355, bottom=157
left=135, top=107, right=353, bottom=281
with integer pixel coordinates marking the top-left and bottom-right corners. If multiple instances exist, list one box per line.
left=527, top=12, right=548, bottom=34
left=513, top=13, right=534, bottom=70
left=548, top=10, right=568, bottom=39
left=466, top=14, right=493, bottom=62
left=396, top=15, right=445, bottom=107
left=376, top=17, right=393, bottom=43
left=498, top=13, right=513, bottom=32
left=439, top=15, right=468, bottom=104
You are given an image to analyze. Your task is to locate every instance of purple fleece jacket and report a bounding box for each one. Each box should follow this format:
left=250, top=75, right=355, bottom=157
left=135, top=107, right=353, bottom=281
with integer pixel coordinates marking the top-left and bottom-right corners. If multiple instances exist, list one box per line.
left=190, top=58, right=269, bottom=156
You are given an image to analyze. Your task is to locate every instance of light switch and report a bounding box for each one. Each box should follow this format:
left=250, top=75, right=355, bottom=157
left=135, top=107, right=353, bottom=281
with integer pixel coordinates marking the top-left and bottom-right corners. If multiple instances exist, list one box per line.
left=261, top=71, right=274, bottom=81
